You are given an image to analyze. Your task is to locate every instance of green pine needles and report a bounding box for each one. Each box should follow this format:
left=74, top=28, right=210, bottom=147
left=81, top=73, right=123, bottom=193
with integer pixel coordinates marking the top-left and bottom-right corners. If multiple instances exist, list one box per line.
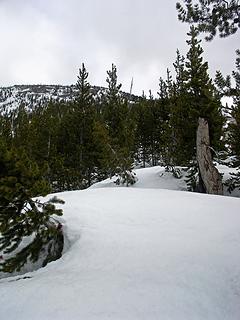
left=0, top=142, right=64, bottom=274
left=176, top=0, right=240, bottom=41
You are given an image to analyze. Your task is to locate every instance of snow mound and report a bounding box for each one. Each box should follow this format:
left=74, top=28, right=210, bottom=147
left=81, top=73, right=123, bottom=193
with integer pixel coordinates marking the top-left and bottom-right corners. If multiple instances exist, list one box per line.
left=0, top=167, right=240, bottom=319
left=91, top=166, right=188, bottom=190
left=92, top=165, right=240, bottom=197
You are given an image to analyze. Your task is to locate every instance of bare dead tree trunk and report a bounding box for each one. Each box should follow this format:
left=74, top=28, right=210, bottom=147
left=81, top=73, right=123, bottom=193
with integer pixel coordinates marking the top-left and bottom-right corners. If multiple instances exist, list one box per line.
left=196, top=117, right=223, bottom=195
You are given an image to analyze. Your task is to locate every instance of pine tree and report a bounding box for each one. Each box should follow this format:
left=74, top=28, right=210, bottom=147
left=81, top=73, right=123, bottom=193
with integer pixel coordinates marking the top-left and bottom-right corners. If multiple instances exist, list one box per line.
left=186, top=27, right=223, bottom=145
left=170, top=27, right=223, bottom=191
left=133, top=94, right=153, bottom=167
left=168, top=49, right=193, bottom=165
left=0, top=113, right=12, bottom=146
left=73, top=64, right=97, bottom=187
left=104, top=64, right=125, bottom=141
left=91, top=119, right=113, bottom=182
left=11, top=104, right=31, bottom=149
left=14, top=100, right=66, bottom=192
left=224, top=50, right=240, bottom=191
left=103, top=64, right=136, bottom=186
left=58, top=64, right=109, bottom=189
left=186, top=27, right=223, bottom=191
left=0, top=141, right=64, bottom=273
left=176, top=0, right=240, bottom=40
left=154, top=77, right=176, bottom=168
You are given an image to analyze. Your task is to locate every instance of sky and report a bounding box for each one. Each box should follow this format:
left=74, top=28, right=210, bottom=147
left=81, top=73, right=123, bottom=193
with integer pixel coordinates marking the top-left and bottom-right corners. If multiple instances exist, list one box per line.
left=0, top=0, right=239, bottom=95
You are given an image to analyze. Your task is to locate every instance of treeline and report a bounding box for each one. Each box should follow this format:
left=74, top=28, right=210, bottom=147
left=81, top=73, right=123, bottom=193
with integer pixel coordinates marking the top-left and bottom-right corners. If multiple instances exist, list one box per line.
left=0, top=27, right=240, bottom=193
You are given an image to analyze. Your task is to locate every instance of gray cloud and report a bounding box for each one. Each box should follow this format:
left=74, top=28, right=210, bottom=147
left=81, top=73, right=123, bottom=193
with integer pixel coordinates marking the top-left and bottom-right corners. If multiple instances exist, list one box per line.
left=0, top=0, right=239, bottom=95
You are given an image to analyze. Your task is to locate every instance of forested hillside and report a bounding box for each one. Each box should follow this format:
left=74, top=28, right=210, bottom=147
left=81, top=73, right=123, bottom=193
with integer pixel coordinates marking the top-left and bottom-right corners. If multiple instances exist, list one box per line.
left=1, top=29, right=239, bottom=195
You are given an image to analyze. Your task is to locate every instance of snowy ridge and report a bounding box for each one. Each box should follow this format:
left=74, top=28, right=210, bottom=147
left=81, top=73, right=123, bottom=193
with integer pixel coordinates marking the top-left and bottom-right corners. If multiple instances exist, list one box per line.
left=0, top=85, right=136, bottom=115
left=0, top=85, right=74, bottom=114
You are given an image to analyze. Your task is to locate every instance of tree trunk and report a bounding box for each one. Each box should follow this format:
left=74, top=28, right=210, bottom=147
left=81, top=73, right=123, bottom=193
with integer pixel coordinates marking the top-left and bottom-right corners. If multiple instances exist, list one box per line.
left=196, top=117, right=223, bottom=195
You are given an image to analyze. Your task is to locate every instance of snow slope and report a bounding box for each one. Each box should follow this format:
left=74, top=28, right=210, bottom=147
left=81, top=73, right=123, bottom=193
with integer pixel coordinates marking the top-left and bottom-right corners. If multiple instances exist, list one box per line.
left=92, top=165, right=240, bottom=197
left=91, top=166, right=188, bottom=191
left=0, top=85, right=136, bottom=115
left=1, top=167, right=240, bottom=320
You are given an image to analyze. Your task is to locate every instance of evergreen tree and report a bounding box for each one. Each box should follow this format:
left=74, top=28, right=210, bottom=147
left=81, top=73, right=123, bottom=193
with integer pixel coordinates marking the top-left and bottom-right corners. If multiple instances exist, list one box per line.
left=229, top=50, right=240, bottom=160
left=104, top=64, right=125, bottom=141
left=11, top=104, right=30, bottom=149
left=0, top=141, right=64, bottom=273
left=185, top=26, right=223, bottom=145
left=222, top=50, right=240, bottom=190
left=149, top=90, right=171, bottom=166
left=170, top=27, right=223, bottom=190
left=0, top=113, right=12, bottom=146
left=104, top=64, right=136, bottom=185
left=186, top=27, right=223, bottom=191
left=133, top=94, right=154, bottom=167
left=13, top=100, right=66, bottom=192
left=58, top=64, right=95, bottom=189
left=57, top=64, right=113, bottom=189
left=169, top=50, right=190, bottom=165
left=91, top=119, right=114, bottom=182
left=176, top=0, right=240, bottom=40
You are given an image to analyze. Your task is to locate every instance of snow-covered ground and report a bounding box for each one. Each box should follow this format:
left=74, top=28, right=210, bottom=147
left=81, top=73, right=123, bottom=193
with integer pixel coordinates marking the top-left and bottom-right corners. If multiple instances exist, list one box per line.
left=92, top=165, right=240, bottom=197
left=1, top=166, right=240, bottom=319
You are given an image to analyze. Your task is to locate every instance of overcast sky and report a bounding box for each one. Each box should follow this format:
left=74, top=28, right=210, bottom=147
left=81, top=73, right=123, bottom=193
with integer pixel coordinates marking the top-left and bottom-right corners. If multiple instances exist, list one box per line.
left=0, top=0, right=239, bottom=95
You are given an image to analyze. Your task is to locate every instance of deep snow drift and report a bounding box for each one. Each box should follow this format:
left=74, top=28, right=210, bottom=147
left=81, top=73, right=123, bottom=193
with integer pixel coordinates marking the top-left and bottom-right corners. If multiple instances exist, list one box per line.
left=0, top=166, right=240, bottom=320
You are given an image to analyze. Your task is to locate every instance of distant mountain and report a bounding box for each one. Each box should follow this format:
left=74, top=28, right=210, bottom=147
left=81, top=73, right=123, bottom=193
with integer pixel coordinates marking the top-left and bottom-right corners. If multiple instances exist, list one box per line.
left=0, top=84, right=137, bottom=115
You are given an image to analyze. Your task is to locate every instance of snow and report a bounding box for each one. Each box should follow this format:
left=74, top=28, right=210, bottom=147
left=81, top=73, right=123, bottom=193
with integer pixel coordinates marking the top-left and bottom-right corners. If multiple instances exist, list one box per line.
left=1, top=166, right=240, bottom=319
left=92, top=165, right=240, bottom=197
left=92, top=166, right=186, bottom=190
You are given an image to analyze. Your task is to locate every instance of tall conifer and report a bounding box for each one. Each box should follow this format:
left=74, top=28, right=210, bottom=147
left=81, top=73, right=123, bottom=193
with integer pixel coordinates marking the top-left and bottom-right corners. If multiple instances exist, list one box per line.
left=104, top=64, right=136, bottom=185
left=170, top=27, right=223, bottom=190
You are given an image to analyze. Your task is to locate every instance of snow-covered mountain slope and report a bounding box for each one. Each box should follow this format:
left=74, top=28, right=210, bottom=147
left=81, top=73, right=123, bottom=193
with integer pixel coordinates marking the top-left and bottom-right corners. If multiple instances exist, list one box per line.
left=0, top=85, right=75, bottom=114
left=0, top=166, right=240, bottom=320
left=0, top=84, right=135, bottom=115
